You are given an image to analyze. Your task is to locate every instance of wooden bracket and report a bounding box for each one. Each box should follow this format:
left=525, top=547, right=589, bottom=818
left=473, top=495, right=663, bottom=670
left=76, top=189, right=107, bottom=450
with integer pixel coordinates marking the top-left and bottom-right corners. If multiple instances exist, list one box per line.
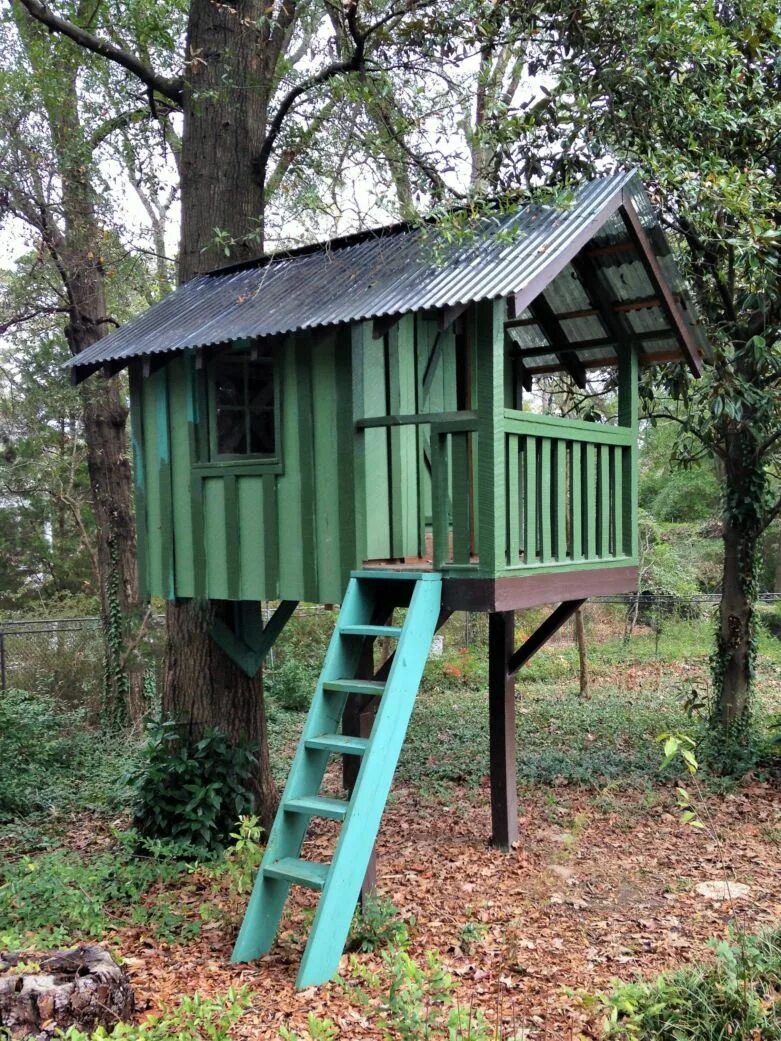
left=508, top=599, right=586, bottom=676
left=372, top=314, right=400, bottom=340
left=210, top=599, right=298, bottom=677
left=438, top=301, right=469, bottom=332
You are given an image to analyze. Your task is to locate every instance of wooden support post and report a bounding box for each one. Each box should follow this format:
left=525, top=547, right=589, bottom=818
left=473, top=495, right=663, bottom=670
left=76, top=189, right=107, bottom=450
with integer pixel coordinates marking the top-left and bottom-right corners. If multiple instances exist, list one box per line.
left=488, top=610, right=518, bottom=850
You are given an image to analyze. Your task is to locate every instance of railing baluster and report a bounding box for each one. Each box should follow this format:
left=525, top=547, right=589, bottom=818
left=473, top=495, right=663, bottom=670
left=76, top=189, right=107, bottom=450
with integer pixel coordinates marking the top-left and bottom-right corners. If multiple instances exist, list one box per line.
left=507, top=433, right=520, bottom=566
left=614, top=445, right=624, bottom=556
left=431, top=430, right=450, bottom=568
left=570, top=442, right=582, bottom=560
left=599, top=444, right=611, bottom=558
left=585, top=442, right=597, bottom=559
left=555, top=439, right=567, bottom=561
left=540, top=438, right=552, bottom=563
left=451, top=432, right=471, bottom=564
left=523, top=435, right=537, bottom=565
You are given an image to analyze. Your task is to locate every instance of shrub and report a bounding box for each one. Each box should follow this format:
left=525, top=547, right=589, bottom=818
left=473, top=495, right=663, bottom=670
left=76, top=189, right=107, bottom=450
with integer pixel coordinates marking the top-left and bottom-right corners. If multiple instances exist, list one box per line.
left=62, top=988, right=250, bottom=1041
left=267, top=657, right=319, bottom=712
left=0, top=833, right=204, bottom=948
left=589, top=927, right=781, bottom=1039
left=125, top=719, right=256, bottom=851
left=0, top=689, right=93, bottom=819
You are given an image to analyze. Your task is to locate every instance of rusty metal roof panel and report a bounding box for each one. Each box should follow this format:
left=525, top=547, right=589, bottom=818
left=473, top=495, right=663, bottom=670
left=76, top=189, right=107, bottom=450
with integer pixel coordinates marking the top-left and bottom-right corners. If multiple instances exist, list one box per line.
left=67, top=171, right=708, bottom=379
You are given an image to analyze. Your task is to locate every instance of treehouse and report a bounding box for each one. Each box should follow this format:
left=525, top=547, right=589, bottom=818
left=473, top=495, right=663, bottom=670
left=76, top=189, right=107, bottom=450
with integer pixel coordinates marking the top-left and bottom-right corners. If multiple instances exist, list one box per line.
left=69, top=170, right=707, bottom=988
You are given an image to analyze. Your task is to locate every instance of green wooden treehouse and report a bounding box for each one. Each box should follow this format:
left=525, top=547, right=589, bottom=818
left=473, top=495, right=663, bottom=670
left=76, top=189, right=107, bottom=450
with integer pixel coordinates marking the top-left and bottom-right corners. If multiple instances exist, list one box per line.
left=70, top=172, right=707, bottom=987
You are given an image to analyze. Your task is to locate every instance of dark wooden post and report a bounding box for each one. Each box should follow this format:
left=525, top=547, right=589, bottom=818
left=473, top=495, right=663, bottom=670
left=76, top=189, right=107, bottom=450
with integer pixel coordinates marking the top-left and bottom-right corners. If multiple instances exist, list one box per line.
left=488, top=610, right=518, bottom=849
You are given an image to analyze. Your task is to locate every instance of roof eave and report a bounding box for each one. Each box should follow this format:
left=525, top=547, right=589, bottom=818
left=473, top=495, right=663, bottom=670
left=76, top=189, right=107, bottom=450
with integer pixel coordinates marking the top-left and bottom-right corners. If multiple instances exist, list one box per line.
left=619, top=189, right=705, bottom=378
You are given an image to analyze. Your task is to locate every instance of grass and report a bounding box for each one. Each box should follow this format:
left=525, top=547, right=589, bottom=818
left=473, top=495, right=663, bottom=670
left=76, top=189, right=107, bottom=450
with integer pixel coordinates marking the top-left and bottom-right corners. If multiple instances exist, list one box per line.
left=587, top=927, right=781, bottom=1039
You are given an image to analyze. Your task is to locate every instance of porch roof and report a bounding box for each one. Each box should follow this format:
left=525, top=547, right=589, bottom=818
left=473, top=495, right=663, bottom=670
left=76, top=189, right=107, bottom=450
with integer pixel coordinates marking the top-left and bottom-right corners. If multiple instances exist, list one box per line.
left=68, top=171, right=709, bottom=384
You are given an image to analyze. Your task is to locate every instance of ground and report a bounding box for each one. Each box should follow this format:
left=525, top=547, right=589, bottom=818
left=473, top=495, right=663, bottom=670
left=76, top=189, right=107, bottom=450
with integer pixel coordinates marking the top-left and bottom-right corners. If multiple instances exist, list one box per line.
left=2, top=610, right=780, bottom=1039
left=109, top=777, right=780, bottom=1039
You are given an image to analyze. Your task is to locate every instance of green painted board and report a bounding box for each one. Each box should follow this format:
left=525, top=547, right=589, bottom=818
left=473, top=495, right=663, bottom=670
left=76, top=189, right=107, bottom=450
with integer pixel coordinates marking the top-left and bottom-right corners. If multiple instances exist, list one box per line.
left=554, top=439, right=567, bottom=562
left=507, top=433, right=520, bottom=566
left=203, top=477, right=228, bottom=599
left=523, top=436, right=537, bottom=565
left=599, top=444, right=611, bottom=559
left=540, top=438, right=552, bottom=563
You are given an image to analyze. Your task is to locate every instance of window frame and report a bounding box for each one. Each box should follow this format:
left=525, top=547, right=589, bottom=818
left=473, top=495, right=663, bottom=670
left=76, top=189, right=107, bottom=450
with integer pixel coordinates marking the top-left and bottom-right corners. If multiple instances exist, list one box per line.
left=193, top=339, right=284, bottom=475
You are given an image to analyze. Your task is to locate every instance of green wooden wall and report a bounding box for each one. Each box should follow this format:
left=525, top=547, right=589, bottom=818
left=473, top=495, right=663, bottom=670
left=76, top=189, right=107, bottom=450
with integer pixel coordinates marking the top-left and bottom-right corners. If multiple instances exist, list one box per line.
left=131, top=312, right=459, bottom=604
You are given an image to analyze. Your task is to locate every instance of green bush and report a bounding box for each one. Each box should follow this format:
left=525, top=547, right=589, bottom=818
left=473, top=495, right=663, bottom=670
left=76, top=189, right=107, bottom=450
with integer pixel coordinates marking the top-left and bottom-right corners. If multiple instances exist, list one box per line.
left=267, top=657, right=319, bottom=712
left=125, top=719, right=256, bottom=851
left=591, top=928, right=781, bottom=1039
left=0, top=689, right=94, bottom=820
left=0, top=832, right=203, bottom=948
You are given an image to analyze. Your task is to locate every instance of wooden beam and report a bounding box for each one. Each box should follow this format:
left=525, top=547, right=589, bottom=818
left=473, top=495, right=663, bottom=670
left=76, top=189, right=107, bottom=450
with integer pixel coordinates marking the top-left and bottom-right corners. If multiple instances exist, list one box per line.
left=356, top=410, right=477, bottom=430
left=507, top=599, right=586, bottom=676
left=488, top=611, right=518, bottom=850
left=438, top=301, right=470, bottom=331
left=373, top=314, right=400, bottom=340
left=571, top=253, right=648, bottom=360
left=209, top=600, right=298, bottom=678
left=528, top=295, right=587, bottom=389
left=619, top=198, right=704, bottom=376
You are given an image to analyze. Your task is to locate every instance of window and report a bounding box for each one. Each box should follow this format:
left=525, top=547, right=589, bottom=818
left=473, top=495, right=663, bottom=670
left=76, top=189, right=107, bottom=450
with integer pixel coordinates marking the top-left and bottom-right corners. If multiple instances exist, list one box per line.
left=207, top=342, right=278, bottom=461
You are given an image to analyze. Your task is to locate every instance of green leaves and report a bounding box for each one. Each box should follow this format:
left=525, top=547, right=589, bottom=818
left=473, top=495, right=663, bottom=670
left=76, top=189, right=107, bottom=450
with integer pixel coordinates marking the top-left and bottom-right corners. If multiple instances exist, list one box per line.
left=125, top=719, right=257, bottom=852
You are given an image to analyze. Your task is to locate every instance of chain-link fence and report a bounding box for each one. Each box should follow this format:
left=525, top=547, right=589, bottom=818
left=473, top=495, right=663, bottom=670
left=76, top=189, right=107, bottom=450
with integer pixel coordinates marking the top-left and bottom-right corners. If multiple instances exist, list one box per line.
left=2, top=595, right=779, bottom=710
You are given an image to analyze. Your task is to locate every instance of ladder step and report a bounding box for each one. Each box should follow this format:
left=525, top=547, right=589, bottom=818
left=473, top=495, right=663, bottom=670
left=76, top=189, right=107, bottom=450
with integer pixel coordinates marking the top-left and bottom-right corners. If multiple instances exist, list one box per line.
left=322, top=679, right=385, bottom=696
left=285, top=795, right=349, bottom=821
left=340, top=624, right=404, bottom=639
left=305, top=733, right=369, bottom=756
left=264, top=857, right=329, bottom=890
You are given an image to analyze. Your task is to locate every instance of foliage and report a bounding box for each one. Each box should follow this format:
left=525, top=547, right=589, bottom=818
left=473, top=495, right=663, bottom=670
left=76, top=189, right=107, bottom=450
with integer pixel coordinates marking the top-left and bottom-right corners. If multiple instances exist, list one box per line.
left=266, top=657, right=319, bottom=713
left=0, top=830, right=208, bottom=949
left=347, top=894, right=412, bottom=953
left=0, top=688, right=129, bottom=820
left=348, top=946, right=493, bottom=1041
left=62, top=989, right=250, bottom=1041
left=125, top=719, right=256, bottom=851
left=552, top=0, right=781, bottom=738
left=588, top=927, right=781, bottom=1040
left=219, top=815, right=265, bottom=896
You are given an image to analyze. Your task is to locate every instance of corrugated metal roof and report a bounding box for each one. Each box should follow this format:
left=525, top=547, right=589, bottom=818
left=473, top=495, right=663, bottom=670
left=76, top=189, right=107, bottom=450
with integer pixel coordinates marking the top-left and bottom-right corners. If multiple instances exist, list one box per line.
left=68, top=171, right=708, bottom=380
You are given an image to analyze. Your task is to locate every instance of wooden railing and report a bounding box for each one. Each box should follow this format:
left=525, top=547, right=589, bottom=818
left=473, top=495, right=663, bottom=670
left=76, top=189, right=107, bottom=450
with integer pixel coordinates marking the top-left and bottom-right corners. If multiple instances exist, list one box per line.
left=356, top=408, right=636, bottom=575
left=503, top=410, right=635, bottom=571
left=430, top=414, right=479, bottom=569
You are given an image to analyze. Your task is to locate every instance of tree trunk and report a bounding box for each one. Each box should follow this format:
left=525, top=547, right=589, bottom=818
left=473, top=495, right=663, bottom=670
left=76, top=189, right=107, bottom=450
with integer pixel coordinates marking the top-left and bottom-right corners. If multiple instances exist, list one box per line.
left=574, top=606, right=590, bottom=699
left=163, top=0, right=277, bottom=829
left=712, top=427, right=760, bottom=731
left=714, top=516, right=755, bottom=727
left=14, top=12, right=144, bottom=725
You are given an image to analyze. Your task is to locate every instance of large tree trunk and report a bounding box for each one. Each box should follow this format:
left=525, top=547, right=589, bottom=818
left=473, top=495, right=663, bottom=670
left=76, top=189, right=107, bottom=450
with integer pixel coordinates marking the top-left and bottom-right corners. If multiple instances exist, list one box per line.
left=163, top=0, right=277, bottom=829
left=16, top=11, right=144, bottom=724
left=714, top=516, right=755, bottom=727
left=712, top=428, right=760, bottom=731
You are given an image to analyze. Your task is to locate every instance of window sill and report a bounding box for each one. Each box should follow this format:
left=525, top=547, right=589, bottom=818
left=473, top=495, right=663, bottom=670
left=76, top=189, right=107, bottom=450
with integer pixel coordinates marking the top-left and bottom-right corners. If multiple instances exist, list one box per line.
left=193, top=459, right=285, bottom=477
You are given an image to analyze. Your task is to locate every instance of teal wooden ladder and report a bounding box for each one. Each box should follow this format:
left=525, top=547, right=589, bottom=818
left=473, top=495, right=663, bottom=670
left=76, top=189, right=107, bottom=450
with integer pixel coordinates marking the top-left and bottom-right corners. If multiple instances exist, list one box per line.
left=232, top=570, right=443, bottom=987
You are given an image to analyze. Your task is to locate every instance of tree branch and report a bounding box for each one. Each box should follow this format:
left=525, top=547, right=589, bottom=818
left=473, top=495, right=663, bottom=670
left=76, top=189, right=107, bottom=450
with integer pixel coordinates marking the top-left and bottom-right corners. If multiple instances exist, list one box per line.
left=14, top=0, right=183, bottom=104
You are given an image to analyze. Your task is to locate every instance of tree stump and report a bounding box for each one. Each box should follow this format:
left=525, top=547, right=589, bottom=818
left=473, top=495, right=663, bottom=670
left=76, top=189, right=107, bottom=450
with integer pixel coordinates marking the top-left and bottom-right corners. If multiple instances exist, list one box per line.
left=0, top=945, right=134, bottom=1040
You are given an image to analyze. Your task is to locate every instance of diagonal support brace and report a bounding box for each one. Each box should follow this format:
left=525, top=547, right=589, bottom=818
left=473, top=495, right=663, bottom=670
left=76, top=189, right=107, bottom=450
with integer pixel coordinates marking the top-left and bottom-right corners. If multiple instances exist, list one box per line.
left=508, top=599, right=586, bottom=677
left=210, top=600, right=298, bottom=677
